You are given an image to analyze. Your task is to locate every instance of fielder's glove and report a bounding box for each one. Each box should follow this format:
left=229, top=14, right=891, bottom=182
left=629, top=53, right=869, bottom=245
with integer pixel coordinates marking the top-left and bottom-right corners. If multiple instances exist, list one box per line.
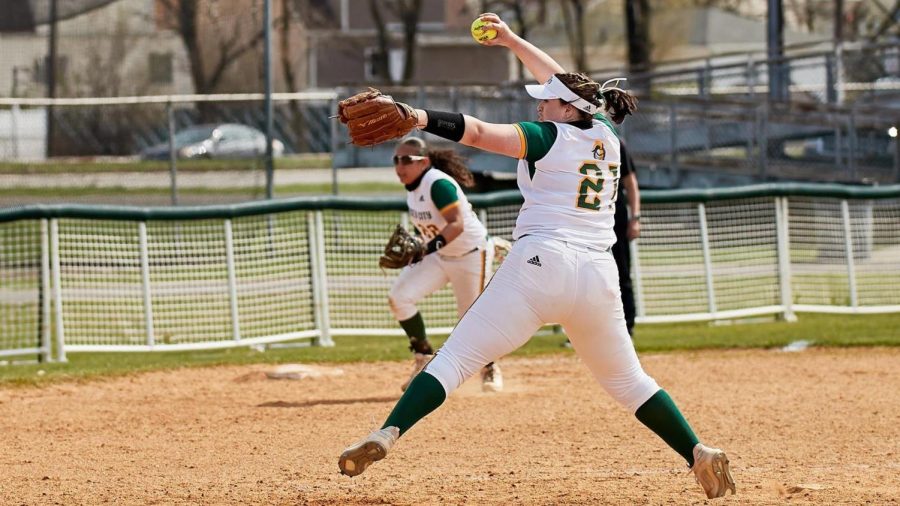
left=338, top=88, right=418, bottom=147
left=492, top=237, right=512, bottom=264
left=379, top=225, right=426, bottom=269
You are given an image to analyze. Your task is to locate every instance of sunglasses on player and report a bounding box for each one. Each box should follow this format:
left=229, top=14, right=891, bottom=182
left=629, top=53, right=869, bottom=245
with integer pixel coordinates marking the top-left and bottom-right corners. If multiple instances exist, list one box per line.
left=392, top=155, right=426, bottom=165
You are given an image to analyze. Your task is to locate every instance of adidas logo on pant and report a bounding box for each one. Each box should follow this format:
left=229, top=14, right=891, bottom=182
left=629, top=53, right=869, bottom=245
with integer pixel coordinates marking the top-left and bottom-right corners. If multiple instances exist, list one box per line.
left=526, top=255, right=541, bottom=267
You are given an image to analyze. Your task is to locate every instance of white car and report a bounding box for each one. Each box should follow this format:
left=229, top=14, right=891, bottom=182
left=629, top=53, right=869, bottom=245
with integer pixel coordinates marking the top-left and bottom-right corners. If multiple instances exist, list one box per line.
left=141, top=123, right=285, bottom=160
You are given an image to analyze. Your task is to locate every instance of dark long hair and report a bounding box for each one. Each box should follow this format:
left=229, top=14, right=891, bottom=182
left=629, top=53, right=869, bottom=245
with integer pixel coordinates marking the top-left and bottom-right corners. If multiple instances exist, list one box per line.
left=399, top=137, right=475, bottom=188
left=556, top=72, right=638, bottom=124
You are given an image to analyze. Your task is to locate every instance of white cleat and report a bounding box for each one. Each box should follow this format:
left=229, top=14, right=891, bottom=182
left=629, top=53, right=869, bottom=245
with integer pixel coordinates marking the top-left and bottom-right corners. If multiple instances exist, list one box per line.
left=338, top=426, right=400, bottom=477
left=691, top=443, right=736, bottom=499
left=481, top=363, right=503, bottom=393
left=400, top=353, right=432, bottom=392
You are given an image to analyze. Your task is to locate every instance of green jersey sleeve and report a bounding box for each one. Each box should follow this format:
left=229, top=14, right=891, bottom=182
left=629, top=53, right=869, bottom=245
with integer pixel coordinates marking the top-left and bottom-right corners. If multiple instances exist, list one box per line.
left=431, top=179, right=460, bottom=211
left=513, top=121, right=558, bottom=162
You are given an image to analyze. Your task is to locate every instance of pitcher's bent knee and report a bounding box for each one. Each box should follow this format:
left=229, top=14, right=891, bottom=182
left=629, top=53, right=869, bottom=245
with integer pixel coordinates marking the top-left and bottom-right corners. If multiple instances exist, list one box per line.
left=603, top=372, right=661, bottom=414
left=423, top=351, right=469, bottom=395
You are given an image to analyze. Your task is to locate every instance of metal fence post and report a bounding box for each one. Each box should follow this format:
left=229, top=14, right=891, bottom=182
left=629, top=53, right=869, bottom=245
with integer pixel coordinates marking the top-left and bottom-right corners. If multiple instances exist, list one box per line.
left=449, top=85, right=459, bottom=112
left=894, top=133, right=900, bottom=183
left=834, top=42, right=845, bottom=105
left=697, top=65, right=709, bottom=98
left=138, top=222, right=155, bottom=347
left=841, top=200, right=858, bottom=310
left=745, top=55, right=756, bottom=98
left=49, top=219, right=66, bottom=362
left=775, top=197, right=796, bottom=321
left=698, top=203, right=717, bottom=316
left=400, top=211, right=410, bottom=230
left=835, top=124, right=844, bottom=170
left=669, top=105, right=678, bottom=180
left=311, top=211, right=333, bottom=346
left=224, top=219, right=241, bottom=342
left=40, top=219, right=52, bottom=362
left=416, top=85, right=427, bottom=109
left=307, top=213, right=323, bottom=342
left=167, top=101, right=178, bottom=205
left=330, top=93, right=340, bottom=195
left=848, top=105, right=858, bottom=180
left=758, top=105, right=769, bottom=178
left=630, top=239, right=645, bottom=319
left=825, top=52, right=837, bottom=104
left=11, top=103, right=20, bottom=160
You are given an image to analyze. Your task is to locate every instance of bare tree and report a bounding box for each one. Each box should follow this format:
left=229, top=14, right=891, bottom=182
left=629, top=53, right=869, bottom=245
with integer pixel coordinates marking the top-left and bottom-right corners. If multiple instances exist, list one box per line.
left=370, top=0, right=393, bottom=83
left=359, top=0, right=423, bottom=85
left=625, top=0, right=651, bottom=83
left=867, top=0, right=900, bottom=40
left=560, top=0, right=587, bottom=72
left=386, top=0, right=424, bottom=85
left=156, top=0, right=271, bottom=94
left=480, top=0, right=550, bottom=81
left=785, top=0, right=818, bottom=32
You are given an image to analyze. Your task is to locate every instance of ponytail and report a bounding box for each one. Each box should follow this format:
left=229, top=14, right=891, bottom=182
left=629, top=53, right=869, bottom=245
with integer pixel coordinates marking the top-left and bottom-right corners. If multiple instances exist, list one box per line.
left=428, top=149, right=474, bottom=188
left=600, top=89, right=638, bottom=124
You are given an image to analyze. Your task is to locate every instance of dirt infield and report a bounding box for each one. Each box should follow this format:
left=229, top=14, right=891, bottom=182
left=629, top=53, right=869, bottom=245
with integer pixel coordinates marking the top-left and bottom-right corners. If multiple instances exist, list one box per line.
left=1, top=348, right=898, bottom=505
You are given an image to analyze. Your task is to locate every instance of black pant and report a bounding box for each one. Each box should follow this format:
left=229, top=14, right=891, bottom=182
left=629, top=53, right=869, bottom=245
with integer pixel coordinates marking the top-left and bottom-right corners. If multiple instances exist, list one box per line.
left=613, top=201, right=636, bottom=335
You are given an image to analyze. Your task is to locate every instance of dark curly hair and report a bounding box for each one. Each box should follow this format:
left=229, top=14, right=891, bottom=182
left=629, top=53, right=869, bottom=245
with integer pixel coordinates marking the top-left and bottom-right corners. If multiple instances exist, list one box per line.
left=556, top=72, right=638, bottom=124
left=399, top=137, right=475, bottom=188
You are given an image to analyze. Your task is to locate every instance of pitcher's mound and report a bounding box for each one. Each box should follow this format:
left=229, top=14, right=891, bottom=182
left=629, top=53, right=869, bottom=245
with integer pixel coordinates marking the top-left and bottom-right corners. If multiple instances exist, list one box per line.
left=265, top=364, right=344, bottom=380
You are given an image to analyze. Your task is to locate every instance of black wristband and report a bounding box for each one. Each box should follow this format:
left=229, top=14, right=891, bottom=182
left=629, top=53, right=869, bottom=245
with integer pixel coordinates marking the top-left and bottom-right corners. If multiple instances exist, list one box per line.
left=423, top=110, right=466, bottom=142
left=426, top=234, right=447, bottom=254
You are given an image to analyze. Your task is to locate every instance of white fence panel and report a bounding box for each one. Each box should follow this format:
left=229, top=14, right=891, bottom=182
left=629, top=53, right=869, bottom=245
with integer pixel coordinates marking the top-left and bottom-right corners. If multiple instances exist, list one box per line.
left=1, top=186, right=899, bottom=359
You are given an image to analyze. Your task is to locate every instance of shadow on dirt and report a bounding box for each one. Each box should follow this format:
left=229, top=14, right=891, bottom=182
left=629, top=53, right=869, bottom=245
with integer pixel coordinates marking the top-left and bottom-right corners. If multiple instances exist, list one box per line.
left=257, top=396, right=399, bottom=408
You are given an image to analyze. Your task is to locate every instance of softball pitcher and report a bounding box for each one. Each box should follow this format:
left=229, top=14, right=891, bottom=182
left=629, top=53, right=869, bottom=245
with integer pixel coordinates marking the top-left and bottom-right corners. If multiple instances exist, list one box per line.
left=337, top=15, right=735, bottom=500
left=388, top=137, right=502, bottom=393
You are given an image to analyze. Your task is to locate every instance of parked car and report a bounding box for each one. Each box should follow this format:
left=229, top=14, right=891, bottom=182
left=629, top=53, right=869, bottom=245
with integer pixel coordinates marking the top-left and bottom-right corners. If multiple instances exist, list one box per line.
left=140, top=123, right=285, bottom=160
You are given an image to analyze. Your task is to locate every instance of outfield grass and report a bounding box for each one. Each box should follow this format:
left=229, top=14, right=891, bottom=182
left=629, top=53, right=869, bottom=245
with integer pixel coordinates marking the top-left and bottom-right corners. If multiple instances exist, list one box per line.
left=1, top=312, right=898, bottom=387
left=0, top=181, right=404, bottom=199
left=0, top=155, right=331, bottom=174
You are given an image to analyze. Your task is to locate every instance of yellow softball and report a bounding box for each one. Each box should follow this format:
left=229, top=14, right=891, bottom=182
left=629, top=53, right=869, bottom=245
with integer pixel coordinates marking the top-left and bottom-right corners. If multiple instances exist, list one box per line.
left=471, top=18, right=497, bottom=44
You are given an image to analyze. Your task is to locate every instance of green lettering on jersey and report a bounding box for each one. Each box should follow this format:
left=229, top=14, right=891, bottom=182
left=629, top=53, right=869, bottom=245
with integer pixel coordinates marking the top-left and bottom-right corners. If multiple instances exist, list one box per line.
left=576, top=162, right=619, bottom=211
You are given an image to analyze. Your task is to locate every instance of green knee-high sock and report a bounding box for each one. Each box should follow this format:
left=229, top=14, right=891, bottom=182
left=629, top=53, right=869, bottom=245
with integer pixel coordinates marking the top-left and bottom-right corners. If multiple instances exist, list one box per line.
left=399, top=312, right=433, bottom=354
left=382, top=371, right=446, bottom=436
left=635, top=390, right=700, bottom=466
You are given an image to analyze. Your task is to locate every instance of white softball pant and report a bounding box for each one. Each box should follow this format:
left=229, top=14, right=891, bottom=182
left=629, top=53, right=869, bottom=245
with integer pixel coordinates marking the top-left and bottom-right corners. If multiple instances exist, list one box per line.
left=425, top=235, right=660, bottom=413
left=388, top=241, right=495, bottom=321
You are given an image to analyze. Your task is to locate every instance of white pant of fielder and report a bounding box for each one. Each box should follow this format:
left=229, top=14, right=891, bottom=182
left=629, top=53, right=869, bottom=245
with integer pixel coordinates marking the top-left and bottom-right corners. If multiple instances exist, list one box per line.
left=388, top=242, right=494, bottom=322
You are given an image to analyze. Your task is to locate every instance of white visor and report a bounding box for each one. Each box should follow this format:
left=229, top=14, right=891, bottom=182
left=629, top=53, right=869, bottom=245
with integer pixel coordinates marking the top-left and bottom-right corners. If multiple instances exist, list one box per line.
left=525, top=75, right=600, bottom=115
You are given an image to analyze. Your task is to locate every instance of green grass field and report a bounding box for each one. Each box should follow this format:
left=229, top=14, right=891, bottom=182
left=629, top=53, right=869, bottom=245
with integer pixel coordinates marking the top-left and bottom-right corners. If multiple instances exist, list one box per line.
left=1, top=312, right=898, bottom=387
left=0, top=155, right=331, bottom=174
left=0, top=181, right=405, bottom=199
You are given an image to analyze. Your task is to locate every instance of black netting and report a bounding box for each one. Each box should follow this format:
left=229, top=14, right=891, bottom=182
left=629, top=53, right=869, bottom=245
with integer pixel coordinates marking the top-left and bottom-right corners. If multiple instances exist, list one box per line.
left=0, top=0, right=118, bottom=32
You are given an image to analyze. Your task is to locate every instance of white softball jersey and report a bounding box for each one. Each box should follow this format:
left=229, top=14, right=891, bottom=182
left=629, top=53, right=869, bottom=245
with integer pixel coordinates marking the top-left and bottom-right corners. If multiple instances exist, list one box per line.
left=388, top=168, right=493, bottom=322
left=405, top=168, right=487, bottom=257
left=424, top=117, right=660, bottom=413
left=512, top=118, right=621, bottom=251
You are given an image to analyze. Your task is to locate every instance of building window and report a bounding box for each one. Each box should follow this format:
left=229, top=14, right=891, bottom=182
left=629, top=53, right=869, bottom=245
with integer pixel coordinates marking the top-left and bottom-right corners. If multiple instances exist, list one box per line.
left=149, top=52, right=173, bottom=84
